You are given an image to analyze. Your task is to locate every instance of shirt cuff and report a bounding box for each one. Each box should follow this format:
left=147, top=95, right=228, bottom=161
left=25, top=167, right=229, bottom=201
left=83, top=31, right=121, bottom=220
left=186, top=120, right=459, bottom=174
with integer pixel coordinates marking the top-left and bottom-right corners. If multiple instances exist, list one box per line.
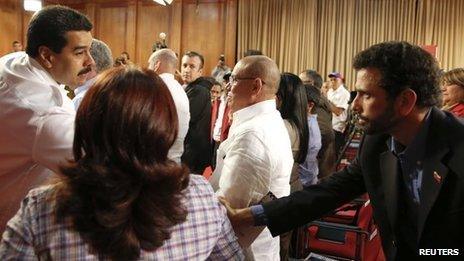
left=250, top=205, right=268, bottom=226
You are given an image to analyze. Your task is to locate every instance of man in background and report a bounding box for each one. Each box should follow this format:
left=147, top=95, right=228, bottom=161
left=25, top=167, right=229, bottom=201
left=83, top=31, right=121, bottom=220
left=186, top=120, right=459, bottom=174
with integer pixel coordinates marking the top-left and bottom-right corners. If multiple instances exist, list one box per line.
left=180, top=51, right=212, bottom=173
left=325, top=71, right=350, bottom=156
left=211, top=54, right=231, bottom=84
left=149, top=48, right=190, bottom=164
left=12, top=41, right=23, bottom=52
left=300, top=70, right=336, bottom=178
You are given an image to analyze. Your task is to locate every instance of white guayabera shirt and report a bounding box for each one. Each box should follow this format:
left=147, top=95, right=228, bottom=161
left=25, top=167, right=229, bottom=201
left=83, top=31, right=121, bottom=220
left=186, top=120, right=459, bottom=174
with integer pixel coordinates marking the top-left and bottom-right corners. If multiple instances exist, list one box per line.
left=210, top=99, right=293, bottom=261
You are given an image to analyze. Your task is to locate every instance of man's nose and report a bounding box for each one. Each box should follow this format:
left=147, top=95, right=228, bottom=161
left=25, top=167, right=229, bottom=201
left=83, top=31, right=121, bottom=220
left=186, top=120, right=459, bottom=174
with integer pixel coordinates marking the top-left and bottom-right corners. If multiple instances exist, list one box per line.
left=352, top=93, right=361, bottom=113
left=85, top=50, right=95, bottom=67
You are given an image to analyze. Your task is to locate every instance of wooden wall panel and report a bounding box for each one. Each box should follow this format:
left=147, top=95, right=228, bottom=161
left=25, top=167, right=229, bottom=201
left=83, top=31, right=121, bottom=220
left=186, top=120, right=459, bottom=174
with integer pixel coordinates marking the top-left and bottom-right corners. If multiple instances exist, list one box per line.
left=22, top=11, right=33, bottom=45
left=136, top=1, right=173, bottom=66
left=0, top=0, right=23, bottom=56
left=94, top=3, right=133, bottom=60
left=181, top=1, right=228, bottom=75
left=2, top=0, right=238, bottom=75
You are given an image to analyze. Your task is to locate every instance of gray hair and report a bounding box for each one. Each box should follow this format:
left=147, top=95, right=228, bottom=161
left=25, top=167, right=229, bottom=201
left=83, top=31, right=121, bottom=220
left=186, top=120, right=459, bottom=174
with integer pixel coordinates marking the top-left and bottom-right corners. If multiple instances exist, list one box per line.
left=90, top=39, right=112, bottom=73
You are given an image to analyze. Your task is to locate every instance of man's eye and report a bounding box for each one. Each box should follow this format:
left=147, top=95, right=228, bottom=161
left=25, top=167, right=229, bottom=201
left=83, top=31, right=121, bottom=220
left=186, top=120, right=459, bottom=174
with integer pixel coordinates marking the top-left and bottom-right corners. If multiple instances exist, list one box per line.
left=75, top=51, right=84, bottom=56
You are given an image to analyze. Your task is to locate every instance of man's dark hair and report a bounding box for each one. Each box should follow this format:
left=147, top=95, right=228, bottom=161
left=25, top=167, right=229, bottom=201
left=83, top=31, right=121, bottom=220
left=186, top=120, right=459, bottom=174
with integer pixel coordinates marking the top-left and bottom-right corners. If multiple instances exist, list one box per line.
left=304, top=84, right=322, bottom=107
left=301, top=69, right=323, bottom=89
left=183, top=51, right=204, bottom=69
left=353, top=41, right=441, bottom=108
left=244, top=49, right=263, bottom=57
left=26, top=5, right=92, bottom=57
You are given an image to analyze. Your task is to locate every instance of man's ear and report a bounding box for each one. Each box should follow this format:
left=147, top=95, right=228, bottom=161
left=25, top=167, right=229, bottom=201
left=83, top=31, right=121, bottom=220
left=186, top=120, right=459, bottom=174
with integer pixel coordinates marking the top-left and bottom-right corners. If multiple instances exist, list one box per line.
left=154, top=60, right=161, bottom=72
left=198, top=67, right=203, bottom=76
left=251, top=78, right=264, bottom=96
left=395, top=88, right=417, bottom=116
left=37, top=46, right=54, bottom=69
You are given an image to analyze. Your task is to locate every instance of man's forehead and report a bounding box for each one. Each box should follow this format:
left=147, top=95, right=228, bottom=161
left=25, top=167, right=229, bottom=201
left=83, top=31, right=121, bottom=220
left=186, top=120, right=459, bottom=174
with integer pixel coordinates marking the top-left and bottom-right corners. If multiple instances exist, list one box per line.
left=182, top=55, right=201, bottom=64
left=232, top=61, right=246, bottom=75
left=64, top=30, right=92, bottom=47
left=355, top=68, right=383, bottom=89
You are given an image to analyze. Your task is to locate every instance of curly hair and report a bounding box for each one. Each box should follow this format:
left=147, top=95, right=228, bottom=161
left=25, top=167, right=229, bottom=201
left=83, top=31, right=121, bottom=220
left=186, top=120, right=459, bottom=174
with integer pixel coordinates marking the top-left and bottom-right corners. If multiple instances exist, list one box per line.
left=56, top=67, right=190, bottom=261
left=353, top=41, right=441, bottom=108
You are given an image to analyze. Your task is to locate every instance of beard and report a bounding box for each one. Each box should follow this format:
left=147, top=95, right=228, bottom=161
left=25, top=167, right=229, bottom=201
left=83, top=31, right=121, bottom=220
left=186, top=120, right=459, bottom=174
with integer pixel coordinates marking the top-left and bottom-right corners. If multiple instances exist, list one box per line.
left=358, top=102, right=401, bottom=135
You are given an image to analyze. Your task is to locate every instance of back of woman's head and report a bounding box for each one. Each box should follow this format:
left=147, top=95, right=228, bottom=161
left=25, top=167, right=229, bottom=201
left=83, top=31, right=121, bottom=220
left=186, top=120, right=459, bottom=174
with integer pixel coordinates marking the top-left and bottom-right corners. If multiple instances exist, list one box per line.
left=277, top=73, right=309, bottom=163
left=57, top=67, right=189, bottom=261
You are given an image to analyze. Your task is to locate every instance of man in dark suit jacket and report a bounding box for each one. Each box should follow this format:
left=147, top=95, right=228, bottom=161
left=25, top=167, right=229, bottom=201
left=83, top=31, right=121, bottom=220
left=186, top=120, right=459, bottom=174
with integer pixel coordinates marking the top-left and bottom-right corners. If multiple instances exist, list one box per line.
left=221, top=41, right=464, bottom=260
left=180, top=51, right=212, bottom=174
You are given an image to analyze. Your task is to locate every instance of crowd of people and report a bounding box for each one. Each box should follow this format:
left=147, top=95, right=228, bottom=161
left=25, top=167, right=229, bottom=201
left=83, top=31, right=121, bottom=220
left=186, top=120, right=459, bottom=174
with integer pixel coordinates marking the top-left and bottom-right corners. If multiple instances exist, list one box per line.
left=1, top=5, right=463, bottom=261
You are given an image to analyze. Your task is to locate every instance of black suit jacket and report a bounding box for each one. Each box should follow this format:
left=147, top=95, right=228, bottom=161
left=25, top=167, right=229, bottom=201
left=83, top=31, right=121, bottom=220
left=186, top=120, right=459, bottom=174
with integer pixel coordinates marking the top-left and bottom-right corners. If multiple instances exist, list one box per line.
left=181, top=79, right=212, bottom=174
left=263, top=107, right=464, bottom=260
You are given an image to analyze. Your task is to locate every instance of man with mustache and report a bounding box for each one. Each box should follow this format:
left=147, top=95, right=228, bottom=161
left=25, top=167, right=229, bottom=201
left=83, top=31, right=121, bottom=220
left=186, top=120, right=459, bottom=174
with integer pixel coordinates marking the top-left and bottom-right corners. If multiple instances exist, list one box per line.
left=222, top=41, right=464, bottom=260
left=0, top=6, right=94, bottom=233
left=180, top=51, right=212, bottom=174
left=73, top=39, right=112, bottom=110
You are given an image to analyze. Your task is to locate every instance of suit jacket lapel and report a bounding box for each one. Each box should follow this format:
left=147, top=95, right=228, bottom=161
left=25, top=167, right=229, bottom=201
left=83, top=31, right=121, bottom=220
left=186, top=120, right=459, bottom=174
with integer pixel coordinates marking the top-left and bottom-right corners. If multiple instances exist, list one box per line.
left=417, top=107, right=451, bottom=240
left=417, top=142, right=449, bottom=240
left=380, top=150, right=399, bottom=233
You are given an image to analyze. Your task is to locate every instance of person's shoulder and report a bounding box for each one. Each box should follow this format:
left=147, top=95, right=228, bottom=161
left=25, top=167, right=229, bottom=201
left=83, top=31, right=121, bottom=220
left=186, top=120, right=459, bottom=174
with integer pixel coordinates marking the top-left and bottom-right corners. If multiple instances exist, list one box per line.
left=22, top=185, right=57, bottom=216
left=183, top=175, right=225, bottom=218
left=187, top=174, right=214, bottom=194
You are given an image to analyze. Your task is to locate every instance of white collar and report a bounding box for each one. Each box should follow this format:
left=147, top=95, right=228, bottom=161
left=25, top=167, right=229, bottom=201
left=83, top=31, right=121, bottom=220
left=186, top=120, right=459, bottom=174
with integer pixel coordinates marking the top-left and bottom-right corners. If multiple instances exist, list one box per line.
left=232, top=99, right=277, bottom=126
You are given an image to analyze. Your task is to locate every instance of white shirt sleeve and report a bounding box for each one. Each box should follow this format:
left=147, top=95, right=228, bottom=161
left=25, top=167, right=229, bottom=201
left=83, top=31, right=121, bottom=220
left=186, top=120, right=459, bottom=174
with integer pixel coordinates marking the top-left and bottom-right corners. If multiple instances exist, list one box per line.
left=216, top=131, right=271, bottom=209
left=32, top=107, right=74, bottom=174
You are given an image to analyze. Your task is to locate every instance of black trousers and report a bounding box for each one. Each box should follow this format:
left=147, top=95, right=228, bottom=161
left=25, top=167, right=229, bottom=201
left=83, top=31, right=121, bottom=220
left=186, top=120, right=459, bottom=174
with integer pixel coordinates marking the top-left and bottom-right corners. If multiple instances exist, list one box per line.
left=334, top=130, right=346, bottom=157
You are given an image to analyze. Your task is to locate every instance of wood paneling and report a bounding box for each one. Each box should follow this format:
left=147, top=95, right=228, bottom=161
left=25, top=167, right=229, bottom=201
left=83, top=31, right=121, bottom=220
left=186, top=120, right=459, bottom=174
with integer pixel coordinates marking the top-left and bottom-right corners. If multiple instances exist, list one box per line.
left=181, top=1, right=229, bottom=75
left=0, top=0, right=23, bottom=56
left=2, top=0, right=238, bottom=75
left=96, top=2, right=137, bottom=61
left=136, top=1, right=176, bottom=66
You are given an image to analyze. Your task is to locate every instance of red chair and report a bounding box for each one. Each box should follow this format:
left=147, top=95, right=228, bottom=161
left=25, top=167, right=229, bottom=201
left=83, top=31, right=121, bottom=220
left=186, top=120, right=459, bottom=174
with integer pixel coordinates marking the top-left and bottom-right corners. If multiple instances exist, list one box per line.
left=292, top=197, right=384, bottom=260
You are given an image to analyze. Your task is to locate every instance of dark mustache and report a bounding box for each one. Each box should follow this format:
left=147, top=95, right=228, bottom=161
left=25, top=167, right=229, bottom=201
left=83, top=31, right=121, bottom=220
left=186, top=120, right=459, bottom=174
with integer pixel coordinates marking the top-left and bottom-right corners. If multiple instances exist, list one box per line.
left=78, top=66, right=92, bottom=76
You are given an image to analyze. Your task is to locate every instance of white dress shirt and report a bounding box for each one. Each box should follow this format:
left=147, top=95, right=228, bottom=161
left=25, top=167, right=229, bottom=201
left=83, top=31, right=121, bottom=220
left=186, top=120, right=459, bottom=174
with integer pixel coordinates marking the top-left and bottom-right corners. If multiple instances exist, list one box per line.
left=327, top=85, right=351, bottom=132
left=72, top=77, right=96, bottom=110
left=210, top=99, right=293, bottom=261
left=212, top=94, right=227, bottom=142
left=0, top=52, right=75, bottom=232
left=159, top=73, right=190, bottom=163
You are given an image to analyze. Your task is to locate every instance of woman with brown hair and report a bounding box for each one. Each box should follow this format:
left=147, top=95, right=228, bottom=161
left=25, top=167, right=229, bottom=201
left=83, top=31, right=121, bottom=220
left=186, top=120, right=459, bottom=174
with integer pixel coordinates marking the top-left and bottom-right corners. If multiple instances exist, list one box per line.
left=441, top=68, right=464, bottom=117
left=0, top=67, right=243, bottom=260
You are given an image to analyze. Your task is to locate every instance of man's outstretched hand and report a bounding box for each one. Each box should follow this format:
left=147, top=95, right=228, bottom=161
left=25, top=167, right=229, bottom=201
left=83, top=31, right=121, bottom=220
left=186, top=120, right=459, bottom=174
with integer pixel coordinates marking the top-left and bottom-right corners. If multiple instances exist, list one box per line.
left=218, top=197, right=265, bottom=248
